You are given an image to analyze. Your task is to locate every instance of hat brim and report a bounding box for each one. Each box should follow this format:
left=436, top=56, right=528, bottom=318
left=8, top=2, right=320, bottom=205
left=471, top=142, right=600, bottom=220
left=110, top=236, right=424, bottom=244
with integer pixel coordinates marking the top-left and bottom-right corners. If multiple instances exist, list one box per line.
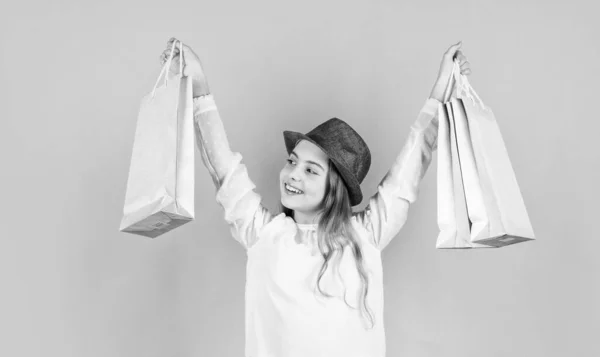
left=283, top=131, right=363, bottom=206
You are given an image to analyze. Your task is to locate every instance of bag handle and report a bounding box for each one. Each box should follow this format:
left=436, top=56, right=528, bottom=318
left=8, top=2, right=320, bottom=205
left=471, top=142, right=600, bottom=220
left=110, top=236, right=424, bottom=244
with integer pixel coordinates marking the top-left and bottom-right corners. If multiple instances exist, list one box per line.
left=442, top=60, right=457, bottom=103
left=443, top=58, right=486, bottom=109
left=458, top=68, right=486, bottom=109
left=151, top=40, right=184, bottom=99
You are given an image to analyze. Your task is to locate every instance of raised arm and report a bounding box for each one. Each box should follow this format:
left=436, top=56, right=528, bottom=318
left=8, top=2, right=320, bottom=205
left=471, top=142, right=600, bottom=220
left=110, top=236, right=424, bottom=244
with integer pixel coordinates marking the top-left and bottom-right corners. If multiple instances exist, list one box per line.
left=161, top=38, right=275, bottom=249
left=193, top=94, right=236, bottom=189
left=353, top=97, right=440, bottom=251
left=353, top=41, right=472, bottom=251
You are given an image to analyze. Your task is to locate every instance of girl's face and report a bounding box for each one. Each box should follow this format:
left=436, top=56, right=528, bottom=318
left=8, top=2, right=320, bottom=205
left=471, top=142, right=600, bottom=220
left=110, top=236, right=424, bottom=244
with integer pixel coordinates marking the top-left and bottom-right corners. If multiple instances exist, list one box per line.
left=279, top=140, right=329, bottom=224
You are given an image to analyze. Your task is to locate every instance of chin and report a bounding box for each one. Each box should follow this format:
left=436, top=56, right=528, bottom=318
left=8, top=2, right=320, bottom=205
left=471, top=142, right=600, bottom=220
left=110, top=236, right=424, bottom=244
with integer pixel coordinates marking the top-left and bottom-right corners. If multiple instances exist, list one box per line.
left=280, top=195, right=294, bottom=205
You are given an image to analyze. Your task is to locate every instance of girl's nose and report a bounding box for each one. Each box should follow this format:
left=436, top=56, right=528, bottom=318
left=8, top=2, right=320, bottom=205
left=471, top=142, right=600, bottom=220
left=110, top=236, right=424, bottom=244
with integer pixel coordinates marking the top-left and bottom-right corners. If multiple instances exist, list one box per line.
left=289, top=166, right=303, bottom=182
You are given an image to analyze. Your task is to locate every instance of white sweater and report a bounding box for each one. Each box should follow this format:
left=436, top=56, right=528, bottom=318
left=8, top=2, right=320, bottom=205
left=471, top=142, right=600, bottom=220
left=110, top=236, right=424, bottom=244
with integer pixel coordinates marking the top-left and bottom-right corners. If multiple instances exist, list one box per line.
left=193, top=94, right=440, bottom=357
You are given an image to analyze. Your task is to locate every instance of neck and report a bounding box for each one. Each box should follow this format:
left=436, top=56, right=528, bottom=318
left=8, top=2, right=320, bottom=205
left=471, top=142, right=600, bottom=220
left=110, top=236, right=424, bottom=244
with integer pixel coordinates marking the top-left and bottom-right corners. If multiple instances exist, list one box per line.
left=292, top=211, right=320, bottom=225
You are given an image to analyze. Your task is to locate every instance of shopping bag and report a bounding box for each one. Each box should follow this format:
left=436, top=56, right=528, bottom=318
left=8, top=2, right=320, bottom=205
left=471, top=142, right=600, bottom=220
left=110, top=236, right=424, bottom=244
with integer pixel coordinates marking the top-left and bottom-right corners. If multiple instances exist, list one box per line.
left=436, top=67, right=496, bottom=249
left=119, top=40, right=195, bottom=238
left=436, top=60, right=535, bottom=248
left=452, top=66, right=535, bottom=247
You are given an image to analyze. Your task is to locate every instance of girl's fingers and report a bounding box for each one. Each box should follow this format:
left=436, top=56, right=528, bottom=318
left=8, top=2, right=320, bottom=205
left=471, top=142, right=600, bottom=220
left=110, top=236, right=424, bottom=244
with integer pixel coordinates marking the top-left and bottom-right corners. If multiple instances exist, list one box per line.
left=163, top=42, right=180, bottom=55
left=445, top=41, right=462, bottom=57
left=453, top=51, right=464, bottom=61
left=160, top=52, right=170, bottom=64
left=164, top=48, right=179, bottom=57
left=163, top=39, right=187, bottom=61
left=162, top=38, right=183, bottom=66
left=161, top=49, right=181, bottom=62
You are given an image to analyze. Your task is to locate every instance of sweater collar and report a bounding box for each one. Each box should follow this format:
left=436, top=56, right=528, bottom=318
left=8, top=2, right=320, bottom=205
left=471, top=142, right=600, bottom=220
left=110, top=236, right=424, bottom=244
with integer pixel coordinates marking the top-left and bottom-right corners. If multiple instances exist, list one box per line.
left=296, top=222, right=318, bottom=231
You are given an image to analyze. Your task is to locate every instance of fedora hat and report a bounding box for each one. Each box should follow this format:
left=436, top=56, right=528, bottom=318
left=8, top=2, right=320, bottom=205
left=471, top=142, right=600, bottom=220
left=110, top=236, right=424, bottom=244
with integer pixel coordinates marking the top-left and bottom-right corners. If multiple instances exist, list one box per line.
left=283, top=118, right=371, bottom=206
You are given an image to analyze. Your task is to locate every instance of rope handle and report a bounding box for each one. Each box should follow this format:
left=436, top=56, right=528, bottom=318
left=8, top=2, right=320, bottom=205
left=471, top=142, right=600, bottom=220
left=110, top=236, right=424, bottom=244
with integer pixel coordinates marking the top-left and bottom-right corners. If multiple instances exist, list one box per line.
left=151, top=40, right=184, bottom=99
left=443, top=58, right=486, bottom=109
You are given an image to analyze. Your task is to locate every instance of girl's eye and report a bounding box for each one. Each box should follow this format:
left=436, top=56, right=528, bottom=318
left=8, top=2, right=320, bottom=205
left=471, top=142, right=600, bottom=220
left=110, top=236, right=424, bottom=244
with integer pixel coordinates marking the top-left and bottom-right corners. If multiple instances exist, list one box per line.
left=286, top=159, right=316, bottom=174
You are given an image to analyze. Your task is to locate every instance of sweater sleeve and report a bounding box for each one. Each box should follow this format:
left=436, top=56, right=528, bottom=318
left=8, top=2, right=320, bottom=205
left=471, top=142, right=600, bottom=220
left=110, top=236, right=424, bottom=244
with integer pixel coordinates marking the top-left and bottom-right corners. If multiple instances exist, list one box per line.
left=353, top=97, right=441, bottom=251
left=193, top=95, right=274, bottom=250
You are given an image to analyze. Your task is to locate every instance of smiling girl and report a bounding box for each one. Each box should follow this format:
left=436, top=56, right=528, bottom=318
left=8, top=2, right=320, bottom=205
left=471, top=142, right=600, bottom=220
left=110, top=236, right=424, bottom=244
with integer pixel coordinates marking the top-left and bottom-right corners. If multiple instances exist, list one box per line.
left=161, top=38, right=470, bottom=357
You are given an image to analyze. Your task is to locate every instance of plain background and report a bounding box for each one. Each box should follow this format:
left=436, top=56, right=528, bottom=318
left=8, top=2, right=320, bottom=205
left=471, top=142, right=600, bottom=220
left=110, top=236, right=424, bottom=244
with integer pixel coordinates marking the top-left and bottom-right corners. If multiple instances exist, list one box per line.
left=1, top=0, right=598, bottom=356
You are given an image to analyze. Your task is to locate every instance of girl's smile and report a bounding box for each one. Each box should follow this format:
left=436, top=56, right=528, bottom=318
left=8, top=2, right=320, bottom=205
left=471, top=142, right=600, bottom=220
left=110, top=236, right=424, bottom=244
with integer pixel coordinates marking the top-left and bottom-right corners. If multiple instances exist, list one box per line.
left=284, top=183, right=304, bottom=195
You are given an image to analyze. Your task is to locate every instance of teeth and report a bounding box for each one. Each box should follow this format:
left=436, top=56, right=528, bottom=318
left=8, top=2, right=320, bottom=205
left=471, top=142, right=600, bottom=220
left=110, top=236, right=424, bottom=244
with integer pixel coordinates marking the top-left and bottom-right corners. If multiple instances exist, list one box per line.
left=285, top=183, right=303, bottom=194
left=287, top=185, right=301, bottom=194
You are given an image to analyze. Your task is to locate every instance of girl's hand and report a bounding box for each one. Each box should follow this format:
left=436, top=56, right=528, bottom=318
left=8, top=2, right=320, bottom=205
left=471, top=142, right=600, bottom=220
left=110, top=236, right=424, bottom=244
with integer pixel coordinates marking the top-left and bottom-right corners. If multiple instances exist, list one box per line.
left=160, top=37, right=211, bottom=97
left=430, top=41, right=472, bottom=102
left=437, top=40, right=471, bottom=79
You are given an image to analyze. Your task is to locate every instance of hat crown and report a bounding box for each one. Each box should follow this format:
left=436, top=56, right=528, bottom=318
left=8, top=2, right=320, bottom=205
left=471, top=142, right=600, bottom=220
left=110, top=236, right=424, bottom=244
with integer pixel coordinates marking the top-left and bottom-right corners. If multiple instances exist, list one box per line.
left=306, top=118, right=371, bottom=184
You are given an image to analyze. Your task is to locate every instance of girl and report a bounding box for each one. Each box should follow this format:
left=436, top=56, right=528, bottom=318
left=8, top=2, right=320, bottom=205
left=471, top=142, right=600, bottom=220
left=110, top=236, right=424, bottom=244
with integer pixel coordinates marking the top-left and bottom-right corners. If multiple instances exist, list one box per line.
left=161, top=38, right=471, bottom=357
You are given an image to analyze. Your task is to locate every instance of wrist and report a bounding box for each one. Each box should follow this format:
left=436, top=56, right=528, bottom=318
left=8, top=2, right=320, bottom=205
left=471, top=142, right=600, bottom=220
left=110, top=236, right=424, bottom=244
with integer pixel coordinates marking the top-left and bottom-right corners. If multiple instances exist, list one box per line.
left=429, top=79, right=447, bottom=102
left=193, top=89, right=211, bottom=99
left=193, top=92, right=211, bottom=99
left=192, top=78, right=211, bottom=98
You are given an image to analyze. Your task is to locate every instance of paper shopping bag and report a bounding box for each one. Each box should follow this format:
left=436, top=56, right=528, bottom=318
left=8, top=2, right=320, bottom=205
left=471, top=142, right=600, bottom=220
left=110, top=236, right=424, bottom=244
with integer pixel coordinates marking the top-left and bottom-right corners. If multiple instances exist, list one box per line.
left=119, top=40, right=195, bottom=238
left=436, top=59, right=535, bottom=248
left=436, top=93, right=496, bottom=249
left=454, top=75, right=535, bottom=247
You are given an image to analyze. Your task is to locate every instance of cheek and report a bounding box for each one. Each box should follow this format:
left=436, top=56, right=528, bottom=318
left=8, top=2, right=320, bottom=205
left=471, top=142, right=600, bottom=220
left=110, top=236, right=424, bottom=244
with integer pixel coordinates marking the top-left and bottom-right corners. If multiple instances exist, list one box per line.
left=311, top=179, right=327, bottom=197
left=320, top=182, right=328, bottom=197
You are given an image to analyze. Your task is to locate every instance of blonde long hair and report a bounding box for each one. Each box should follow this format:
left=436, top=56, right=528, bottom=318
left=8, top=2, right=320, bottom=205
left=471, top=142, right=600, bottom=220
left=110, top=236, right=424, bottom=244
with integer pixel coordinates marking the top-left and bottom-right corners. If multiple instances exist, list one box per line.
left=279, top=158, right=375, bottom=329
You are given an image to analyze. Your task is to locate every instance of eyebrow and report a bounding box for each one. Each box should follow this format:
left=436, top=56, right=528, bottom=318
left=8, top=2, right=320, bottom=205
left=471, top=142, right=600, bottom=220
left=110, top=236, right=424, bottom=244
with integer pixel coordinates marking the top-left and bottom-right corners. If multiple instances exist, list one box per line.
left=290, top=151, right=325, bottom=171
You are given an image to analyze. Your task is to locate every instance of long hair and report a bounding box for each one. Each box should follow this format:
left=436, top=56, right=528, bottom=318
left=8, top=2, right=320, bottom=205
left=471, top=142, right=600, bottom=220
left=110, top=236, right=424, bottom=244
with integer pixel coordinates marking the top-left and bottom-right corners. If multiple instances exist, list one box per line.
left=279, top=155, right=375, bottom=330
